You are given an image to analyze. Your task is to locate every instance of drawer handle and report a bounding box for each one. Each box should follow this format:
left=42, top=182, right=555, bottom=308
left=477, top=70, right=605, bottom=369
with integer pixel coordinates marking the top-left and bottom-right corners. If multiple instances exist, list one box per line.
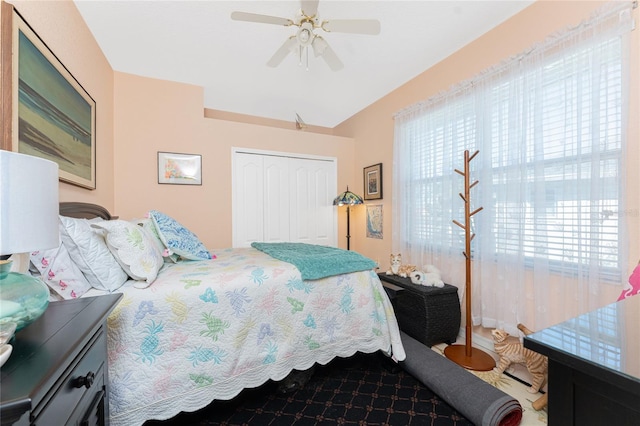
left=73, top=371, right=95, bottom=389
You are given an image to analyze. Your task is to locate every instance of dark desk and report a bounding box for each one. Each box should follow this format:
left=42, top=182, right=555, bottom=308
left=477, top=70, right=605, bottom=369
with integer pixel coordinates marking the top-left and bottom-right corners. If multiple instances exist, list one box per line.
left=524, top=295, right=640, bottom=425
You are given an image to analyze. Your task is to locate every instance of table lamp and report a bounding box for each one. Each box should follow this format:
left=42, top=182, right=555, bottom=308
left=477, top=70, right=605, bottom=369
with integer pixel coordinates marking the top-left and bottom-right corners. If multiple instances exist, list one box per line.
left=333, top=186, right=363, bottom=250
left=0, top=150, right=59, bottom=334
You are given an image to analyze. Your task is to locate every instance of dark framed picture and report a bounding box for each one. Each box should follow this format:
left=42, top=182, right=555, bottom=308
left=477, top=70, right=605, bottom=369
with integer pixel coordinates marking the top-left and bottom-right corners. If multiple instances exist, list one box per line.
left=363, top=163, right=383, bottom=200
left=158, top=152, right=202, bottom=185
left=9, top=8, right=96, bottom=189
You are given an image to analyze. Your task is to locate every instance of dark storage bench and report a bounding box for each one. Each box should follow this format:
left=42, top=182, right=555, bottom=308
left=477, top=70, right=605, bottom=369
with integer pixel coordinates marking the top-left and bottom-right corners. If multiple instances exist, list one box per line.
left=378, top=273, right=461, bottom=347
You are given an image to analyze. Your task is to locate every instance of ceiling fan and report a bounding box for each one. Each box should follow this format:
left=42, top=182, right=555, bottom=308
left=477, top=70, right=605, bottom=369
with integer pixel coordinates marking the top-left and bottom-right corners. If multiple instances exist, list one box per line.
left=231, top=0, right=380, bottom=71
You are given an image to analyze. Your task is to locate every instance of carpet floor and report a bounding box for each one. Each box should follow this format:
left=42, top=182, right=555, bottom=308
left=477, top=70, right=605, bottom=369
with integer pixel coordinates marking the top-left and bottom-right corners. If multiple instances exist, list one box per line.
left=145, top=351, right=473, bottom=425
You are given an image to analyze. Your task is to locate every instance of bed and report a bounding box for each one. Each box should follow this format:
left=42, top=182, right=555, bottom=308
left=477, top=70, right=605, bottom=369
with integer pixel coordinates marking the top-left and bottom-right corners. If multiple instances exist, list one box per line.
left=41, top=203, right=405, bottom=426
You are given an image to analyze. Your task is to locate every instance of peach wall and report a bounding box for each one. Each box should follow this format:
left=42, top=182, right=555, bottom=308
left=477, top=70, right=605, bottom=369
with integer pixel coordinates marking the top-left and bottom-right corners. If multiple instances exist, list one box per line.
left=5, top=0, right=115, bottom=209
left=6, top=1, right=639, bottom=291
left=336, top=0, right=640, bottom=282
left=113, top=72, right=355, bottom=249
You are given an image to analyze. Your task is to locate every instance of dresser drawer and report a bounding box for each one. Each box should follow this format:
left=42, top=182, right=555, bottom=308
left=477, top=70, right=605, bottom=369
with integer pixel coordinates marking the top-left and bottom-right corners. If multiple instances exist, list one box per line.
left=70, top=373, right=105, bottom=426
left=34, top=329, right=107, bottom=425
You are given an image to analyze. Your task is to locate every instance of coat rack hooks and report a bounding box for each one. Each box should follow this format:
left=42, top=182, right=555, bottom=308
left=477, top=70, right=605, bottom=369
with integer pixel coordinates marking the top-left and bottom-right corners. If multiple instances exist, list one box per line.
left=444, top=149, right=495, bottom=371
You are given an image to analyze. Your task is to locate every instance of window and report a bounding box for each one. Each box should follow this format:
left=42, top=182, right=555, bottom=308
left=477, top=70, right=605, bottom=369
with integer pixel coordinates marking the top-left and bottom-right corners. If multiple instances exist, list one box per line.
left=492, top=39, right=623, bottom=275
left=394, top=2, right=634, bottom=331
left=396, top=27, right=627, bottom=281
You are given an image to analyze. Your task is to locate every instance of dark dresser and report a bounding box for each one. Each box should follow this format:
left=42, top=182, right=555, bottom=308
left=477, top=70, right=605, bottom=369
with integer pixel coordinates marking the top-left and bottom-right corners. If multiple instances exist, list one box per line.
left=1, top=294, right=121, bottom=426
left=378, top=273, right=461, bottom=347
left=524, top=295, right=640, bottom=425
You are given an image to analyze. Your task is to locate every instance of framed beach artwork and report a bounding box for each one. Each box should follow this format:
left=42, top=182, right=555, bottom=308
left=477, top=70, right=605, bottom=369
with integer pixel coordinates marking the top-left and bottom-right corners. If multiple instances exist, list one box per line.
left=8, top=8, right=96, bottom=189
left=158, top=152, right=202, bottom=185
left=363, top=163, right=383, bottom=200
left=366, top=204, right=383, bottom=239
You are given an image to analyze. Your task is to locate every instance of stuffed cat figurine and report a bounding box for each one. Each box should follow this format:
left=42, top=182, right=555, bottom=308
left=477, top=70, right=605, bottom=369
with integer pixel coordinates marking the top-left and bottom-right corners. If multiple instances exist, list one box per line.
left=385, top=254, right=416, bottom=278
left=491, top=328, right=548, bottom=393
left=410, top=265, right=445, bottom=287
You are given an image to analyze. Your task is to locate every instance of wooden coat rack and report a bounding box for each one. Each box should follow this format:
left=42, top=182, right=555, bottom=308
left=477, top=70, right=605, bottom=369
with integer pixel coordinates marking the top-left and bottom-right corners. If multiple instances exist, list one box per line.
left=444, top=150, right=495, bottom=371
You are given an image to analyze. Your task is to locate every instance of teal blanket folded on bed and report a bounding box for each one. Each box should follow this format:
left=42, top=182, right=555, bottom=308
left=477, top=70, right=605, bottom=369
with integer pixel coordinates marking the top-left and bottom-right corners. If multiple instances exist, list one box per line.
left=251, top=242, right=377, bottom=280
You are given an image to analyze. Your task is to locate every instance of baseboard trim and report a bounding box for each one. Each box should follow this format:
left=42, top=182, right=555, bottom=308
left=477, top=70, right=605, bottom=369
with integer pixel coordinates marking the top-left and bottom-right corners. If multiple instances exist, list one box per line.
left=456, top=328, right=496, bottom=355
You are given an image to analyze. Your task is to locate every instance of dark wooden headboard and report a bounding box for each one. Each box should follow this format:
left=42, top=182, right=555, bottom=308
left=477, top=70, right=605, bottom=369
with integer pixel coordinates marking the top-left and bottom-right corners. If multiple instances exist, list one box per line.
left=59, top=202, right=115, bottom=220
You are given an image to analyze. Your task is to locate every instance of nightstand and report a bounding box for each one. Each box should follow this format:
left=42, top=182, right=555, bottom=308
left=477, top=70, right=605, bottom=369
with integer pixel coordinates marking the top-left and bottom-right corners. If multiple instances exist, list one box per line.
left=1, top=294, right=121, bottom=426
left=378, top=273, right=461, bottom=347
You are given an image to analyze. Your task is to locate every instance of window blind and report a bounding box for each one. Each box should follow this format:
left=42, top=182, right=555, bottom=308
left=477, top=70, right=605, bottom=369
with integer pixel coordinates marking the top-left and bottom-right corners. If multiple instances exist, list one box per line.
left=398, top=27, right=626, bottom=280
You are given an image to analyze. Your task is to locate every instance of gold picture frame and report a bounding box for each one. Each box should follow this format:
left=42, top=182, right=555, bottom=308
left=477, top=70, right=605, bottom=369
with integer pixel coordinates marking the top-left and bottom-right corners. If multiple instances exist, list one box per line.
left=363, top=163, right=383, bottom=200
left=4, top=5, right=96, bottom=189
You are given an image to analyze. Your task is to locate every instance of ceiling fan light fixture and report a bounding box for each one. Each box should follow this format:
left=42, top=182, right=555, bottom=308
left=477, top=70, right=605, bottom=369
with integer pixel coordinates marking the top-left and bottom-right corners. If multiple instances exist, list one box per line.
left=296, top=22, right=314, bottom=46
left=299, top=28, right=310, bottom=43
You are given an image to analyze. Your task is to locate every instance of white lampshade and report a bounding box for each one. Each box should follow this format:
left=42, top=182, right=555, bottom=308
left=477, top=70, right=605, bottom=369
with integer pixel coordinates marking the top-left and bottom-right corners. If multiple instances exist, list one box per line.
left=0, top=150, right=59, bottom=256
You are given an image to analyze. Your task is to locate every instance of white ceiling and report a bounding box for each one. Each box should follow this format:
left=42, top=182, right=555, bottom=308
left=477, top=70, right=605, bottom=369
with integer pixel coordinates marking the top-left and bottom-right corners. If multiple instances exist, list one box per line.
left=74, top=0, right=534, bottom=128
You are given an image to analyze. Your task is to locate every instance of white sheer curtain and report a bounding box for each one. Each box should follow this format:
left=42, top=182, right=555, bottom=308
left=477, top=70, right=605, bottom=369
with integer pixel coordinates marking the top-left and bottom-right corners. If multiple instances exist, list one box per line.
left=393, top=1, right=633, bottom=334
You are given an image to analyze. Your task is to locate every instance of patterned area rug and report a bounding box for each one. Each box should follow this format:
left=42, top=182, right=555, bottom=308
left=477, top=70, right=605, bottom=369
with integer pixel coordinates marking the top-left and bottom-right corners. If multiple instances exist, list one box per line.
left=146, top=347, right=548, bottom=425
left=431, top=344, right=548, bottom=426
left=147, top=351, right=473, bottom=425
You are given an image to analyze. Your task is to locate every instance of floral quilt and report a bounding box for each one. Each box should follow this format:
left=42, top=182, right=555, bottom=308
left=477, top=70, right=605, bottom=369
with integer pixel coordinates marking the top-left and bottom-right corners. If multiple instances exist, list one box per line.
left=105, top=247, right=405, bottom=426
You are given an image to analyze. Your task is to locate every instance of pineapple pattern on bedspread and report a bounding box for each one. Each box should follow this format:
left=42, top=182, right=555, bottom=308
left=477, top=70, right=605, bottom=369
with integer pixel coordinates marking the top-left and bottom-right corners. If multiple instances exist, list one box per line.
left=105, top=247, right=405, bottom=426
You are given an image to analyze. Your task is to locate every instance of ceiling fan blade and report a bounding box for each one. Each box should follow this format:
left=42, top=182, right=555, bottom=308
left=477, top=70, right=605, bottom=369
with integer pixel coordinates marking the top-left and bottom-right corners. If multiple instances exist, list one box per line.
left=267, top=36, right=298, bottom=68
left=312, top=37, right=343, bottom=71
left=231, top=11, right=293, bottom=27
left=322, top=19, right=381, bottom=35
left=300, top=0, right=319, bottom=17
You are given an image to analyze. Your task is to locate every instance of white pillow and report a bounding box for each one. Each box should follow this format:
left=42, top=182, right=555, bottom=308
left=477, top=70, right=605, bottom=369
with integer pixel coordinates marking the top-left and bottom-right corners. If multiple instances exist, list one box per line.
left=30, top=243, right=92, bottom=299
left=58, top=216, right=128, bottom=292
left=91, top=220, right=163, bottom=286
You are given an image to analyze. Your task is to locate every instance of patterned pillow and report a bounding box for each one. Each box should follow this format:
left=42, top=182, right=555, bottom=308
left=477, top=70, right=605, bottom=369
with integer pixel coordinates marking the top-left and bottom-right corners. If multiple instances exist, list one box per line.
left=91, top=220, right=164, bottom=286
left=59, top=216, right=128, bottom=292
left=30, top=243, right=92, bottom=299
left=134, top=218, right=180, bottom=263
left=148, top=210, right=213, bottom=260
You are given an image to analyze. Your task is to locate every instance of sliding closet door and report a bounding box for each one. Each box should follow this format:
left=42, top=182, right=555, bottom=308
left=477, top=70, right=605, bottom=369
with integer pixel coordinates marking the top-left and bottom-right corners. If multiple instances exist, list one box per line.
left=232, top=149, right=337, bottom=248
left=263, top=155, right=290, bottom=243
left=233, top=153, right=265, bottom=247
left=289, top=158, right=336, bottom=246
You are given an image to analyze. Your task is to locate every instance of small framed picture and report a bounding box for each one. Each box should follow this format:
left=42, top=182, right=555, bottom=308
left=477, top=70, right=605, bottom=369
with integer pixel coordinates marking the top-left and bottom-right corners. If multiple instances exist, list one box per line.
left=366, top=204, right=383, bottom=239
left=363, top=163, right=383, bottom=200
left=158, top=152, right=202, bottom=185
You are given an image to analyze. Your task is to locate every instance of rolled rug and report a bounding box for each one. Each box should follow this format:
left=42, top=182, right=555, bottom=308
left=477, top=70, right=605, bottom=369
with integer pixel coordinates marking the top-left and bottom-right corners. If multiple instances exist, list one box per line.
left=400, top=332, right=522, bottom=426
